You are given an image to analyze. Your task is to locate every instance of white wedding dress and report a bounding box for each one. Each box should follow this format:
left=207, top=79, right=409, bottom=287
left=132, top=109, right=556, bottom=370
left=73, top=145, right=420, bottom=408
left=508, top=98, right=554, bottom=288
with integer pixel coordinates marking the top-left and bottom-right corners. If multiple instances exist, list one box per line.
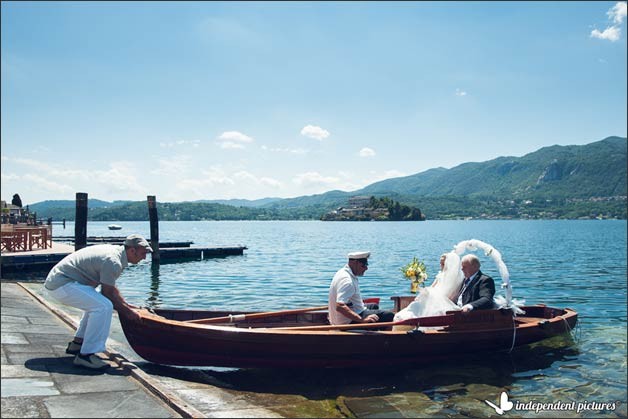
left=393, top=252, right=463, bottom=329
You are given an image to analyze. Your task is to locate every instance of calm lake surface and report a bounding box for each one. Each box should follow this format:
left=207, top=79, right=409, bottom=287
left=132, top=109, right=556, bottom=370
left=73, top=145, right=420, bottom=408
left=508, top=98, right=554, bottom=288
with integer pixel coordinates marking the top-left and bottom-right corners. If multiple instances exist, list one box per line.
left=7, top=220, right=627, bottom=417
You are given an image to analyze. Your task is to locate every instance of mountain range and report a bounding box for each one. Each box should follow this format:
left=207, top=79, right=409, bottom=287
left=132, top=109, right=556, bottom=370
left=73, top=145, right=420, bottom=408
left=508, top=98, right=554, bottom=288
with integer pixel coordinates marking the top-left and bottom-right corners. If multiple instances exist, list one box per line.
left=26, top=136, right=627, bottom=220
left=270, top=136, right=626, bottom=205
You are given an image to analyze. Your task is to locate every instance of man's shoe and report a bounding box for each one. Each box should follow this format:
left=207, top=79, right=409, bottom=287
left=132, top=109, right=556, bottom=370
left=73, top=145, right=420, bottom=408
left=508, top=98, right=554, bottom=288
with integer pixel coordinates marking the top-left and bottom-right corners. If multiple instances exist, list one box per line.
left=73, top=354, right=109, bottom=370
left=65, top=341, right=82, bottom=355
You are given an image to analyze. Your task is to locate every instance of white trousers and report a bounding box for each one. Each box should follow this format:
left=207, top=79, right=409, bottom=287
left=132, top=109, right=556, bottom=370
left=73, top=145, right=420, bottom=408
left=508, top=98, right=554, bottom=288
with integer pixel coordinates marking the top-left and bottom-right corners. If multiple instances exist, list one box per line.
left=46, top=282, right=113, bottom=355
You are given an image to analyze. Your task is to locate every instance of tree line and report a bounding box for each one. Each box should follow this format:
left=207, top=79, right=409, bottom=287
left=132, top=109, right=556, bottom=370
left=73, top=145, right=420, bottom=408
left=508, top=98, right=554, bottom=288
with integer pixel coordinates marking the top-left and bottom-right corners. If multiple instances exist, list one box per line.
left=368, top=196, right=425, bottom=221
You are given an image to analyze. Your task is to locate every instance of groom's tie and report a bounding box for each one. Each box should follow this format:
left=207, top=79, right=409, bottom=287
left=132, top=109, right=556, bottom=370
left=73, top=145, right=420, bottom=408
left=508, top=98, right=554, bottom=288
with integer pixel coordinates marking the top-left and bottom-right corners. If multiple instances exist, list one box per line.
left=457, top=278, right=471, bottom=306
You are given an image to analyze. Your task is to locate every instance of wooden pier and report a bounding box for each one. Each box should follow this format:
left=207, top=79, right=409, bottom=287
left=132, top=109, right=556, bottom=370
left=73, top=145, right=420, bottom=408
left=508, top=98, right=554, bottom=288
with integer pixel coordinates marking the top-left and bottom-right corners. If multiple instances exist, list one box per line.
left=156, top=245, right=247, bottom=262
left=1, top=241, right=247, bottom=274
left=1, top=242, right=75, bottom=274
left=2, top=193, right=247, bottom=275
left=52, top=236, right=247, bottom=260
left=53, top=236, right=194, bottom=248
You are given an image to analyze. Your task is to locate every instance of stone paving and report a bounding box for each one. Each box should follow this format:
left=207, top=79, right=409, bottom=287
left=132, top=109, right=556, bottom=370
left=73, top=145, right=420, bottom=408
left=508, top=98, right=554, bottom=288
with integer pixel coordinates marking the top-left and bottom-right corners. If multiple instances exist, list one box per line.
left=1, top=282, right=181, bottom=418
left=11, top=282, right=345, bottom=419
left=1, top=282, right=325, bottom=418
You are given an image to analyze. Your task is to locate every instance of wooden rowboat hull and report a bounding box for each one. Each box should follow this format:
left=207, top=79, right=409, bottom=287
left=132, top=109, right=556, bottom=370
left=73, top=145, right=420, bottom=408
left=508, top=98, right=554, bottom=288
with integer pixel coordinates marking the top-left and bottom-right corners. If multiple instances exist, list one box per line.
left=119, top=305, right=577, bottom=368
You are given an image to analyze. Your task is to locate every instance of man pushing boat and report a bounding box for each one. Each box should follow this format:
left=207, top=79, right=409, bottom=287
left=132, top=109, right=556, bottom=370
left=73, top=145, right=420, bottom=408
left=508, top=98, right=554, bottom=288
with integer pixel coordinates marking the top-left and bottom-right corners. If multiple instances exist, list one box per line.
left=44, top=234, right=151, bottom=369
left=328, top=251, right=395, bottom=325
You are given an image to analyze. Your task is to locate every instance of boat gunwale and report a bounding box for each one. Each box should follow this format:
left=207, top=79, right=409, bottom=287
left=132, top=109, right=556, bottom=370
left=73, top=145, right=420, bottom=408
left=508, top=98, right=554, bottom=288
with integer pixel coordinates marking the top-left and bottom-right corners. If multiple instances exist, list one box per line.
left=133, top=305, right=578, bottom=336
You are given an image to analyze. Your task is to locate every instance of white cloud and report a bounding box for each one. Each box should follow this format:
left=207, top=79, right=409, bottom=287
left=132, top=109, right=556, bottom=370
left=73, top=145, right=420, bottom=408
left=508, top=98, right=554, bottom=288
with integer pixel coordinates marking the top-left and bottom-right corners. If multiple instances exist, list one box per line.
left=234, top=171, right=282, bottom=188
left=455, top=88, right=467, bottom=97
left=609, top=2, right=627, bottom=24
left=1, top=172, right=19, bottom=181
left=220, top=141, right=246, bottom=149
left=175, top=168, right=282, bottom=200
left=176, top=168, right=235, bottom=198
left=11, top=157, right=137, bottom=187
left=260, top=177, right=282, bottom=188
left=159, top=139, right=201, bottom=148
left=150, top=155, right=193, bottom=176
left=216, top=131, right=254, bottom=150
left=292, top=171, right=339, bottom=186
left=91, top=162, right=145, bottom=195
left=22, top=174, right=74, bottom=194
left=383, top=169, right=405, bottom=178
left=233, top=170, right=257, bottom=182
left=299, top=169, right=408, bottom=193
left=300, top=125, right=330, bottom=141
left=591, top=2, right=626, bottom=42
left=591, top=26, right=621, bottom=41
left=262, top=145, right=309, bottom=154
left=218, top=131, right=254, bottom=143
left=199, top=167, right=236, bottom=185
left=359, top=147, right=376, bottom=157
left=3, top=157, right=145, bottom=200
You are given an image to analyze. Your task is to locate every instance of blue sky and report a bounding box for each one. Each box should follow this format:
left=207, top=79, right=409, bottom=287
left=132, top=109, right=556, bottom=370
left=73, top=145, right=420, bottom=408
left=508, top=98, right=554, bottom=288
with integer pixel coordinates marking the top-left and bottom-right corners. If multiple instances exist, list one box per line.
left=2, top=1, right=626, bottom=205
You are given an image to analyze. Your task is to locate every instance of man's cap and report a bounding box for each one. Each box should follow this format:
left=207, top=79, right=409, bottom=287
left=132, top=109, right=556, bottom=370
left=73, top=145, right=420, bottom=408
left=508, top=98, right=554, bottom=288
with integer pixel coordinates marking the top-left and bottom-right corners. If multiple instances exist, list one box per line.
left=124, top=234, right=153, bottom=252
left=348, top=251, right=370, bottom=259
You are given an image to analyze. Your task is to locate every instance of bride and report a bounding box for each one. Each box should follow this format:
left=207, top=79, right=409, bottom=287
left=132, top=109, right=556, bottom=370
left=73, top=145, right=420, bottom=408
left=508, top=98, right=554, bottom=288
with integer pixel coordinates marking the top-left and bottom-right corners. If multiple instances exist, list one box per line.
left=393, top=251, right=463, bottom=328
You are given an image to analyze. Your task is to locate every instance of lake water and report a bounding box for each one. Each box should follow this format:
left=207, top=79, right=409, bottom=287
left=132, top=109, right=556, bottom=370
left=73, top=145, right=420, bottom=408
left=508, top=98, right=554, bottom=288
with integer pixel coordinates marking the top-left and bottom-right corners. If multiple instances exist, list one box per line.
left=6, top=220, right=627, bottom=417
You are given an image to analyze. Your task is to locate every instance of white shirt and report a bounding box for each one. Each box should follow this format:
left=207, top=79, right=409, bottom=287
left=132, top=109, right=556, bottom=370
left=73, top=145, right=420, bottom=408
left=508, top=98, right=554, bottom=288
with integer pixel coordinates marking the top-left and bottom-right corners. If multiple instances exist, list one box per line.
left=328, top=264, right=366, bottom=325
left=45, top=244, right=128, bottom=291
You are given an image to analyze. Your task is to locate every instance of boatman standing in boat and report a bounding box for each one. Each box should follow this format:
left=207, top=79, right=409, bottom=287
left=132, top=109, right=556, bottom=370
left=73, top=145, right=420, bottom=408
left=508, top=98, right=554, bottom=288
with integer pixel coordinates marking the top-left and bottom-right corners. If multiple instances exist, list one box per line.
left=328, top=251, right=395, bottom=325
left=43, top=234, right=151, bottom=370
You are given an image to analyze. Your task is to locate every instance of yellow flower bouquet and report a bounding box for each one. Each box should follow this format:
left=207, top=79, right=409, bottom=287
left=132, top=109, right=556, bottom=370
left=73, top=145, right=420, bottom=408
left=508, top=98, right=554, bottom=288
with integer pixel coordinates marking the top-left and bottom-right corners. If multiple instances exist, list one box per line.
left=400, top=257, right=427, bottom=292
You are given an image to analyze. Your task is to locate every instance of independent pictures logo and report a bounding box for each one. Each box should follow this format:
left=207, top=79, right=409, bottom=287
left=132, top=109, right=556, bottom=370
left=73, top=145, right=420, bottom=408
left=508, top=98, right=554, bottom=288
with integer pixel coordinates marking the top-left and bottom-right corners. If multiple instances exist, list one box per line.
left=485, top=392, right=513, bottom=415
left=484, top=392, right=621, bottom=415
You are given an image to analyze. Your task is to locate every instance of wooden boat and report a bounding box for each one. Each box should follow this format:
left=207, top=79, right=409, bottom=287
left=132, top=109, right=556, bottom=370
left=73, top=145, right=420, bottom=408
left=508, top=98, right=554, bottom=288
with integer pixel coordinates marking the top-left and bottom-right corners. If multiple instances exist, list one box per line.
left=107, top=224, right=122, bottom=230
left=119, top=300, right=578, bottom=368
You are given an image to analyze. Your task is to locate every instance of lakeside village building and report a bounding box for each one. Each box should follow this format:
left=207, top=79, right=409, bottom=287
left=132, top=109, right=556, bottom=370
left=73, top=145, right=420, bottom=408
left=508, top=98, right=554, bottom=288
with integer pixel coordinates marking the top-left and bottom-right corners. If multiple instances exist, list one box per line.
left=1, top=200, right=30, bottom=225
left=1, top=200, right=47, bottom=226
left=322, top=196, right=390, bottom=221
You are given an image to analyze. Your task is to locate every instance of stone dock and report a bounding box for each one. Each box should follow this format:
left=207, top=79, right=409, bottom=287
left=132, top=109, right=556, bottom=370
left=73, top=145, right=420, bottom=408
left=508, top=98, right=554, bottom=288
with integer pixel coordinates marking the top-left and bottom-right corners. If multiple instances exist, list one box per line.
left=1, top=281, right=347, bottom=418
left=1, top=282, right=183, bottom=418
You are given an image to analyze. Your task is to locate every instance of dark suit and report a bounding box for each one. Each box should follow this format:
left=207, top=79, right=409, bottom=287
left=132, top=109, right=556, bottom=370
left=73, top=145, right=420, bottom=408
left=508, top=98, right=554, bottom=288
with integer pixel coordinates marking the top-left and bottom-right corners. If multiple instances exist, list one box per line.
left=460, top=270, right=496, bottom=310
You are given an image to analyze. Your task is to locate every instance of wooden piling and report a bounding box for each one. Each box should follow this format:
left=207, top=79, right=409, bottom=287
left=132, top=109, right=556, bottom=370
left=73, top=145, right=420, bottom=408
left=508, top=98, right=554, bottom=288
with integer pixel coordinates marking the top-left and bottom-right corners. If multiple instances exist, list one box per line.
left=147, top=195, right=160, bottom=262
left=75, top=192, right=88, bottom=251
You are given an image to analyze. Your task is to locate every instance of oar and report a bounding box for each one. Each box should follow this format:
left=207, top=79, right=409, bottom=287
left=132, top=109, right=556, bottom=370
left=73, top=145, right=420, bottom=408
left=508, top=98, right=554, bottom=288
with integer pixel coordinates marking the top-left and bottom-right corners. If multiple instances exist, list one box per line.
left=186, top=305, right=329, bottom=325
left=273, top=313, right=456, bottom=331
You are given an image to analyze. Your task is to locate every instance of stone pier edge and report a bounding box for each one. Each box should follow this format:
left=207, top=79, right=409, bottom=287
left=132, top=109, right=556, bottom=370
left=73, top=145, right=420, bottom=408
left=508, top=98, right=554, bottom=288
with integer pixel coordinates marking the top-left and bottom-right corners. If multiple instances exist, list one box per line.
left=17, top=282, right=206, bottom=419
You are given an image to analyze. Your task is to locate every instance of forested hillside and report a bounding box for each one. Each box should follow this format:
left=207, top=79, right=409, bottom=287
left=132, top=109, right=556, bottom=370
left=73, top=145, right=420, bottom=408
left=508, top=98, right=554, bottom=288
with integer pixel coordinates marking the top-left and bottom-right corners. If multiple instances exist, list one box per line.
left=27, top=136, right=627, bottom=221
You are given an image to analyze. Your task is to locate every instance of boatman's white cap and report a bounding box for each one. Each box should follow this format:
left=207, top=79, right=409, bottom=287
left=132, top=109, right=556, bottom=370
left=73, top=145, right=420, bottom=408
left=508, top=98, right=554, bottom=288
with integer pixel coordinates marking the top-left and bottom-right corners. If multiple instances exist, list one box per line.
left=124, top=234, right=153, bottom=252
left=348, top=251, right=370, bottom=259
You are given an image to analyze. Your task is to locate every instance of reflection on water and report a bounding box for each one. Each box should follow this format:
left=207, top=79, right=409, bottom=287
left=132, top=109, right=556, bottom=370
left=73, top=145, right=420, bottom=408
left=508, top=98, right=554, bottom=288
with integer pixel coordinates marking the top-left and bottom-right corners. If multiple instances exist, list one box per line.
left=141, top=336, right=579, bottom=399
left=135, top=336, right=610, bottom=418
left=147, top=263, right=162, bottom=309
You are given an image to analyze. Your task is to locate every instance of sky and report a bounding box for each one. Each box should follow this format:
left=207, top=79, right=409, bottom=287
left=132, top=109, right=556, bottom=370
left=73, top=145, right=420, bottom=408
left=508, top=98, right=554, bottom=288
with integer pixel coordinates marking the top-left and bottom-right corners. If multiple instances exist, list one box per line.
left=1, top=1, right=627, bottom=205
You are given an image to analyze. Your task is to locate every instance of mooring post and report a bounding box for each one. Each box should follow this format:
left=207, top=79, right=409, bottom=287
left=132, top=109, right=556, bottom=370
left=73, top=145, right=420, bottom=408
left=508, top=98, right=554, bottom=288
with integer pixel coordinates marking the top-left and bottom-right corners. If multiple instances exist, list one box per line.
left=75, top=192, right=88, bottom=251
left=147, top=195, right=160, bottom=262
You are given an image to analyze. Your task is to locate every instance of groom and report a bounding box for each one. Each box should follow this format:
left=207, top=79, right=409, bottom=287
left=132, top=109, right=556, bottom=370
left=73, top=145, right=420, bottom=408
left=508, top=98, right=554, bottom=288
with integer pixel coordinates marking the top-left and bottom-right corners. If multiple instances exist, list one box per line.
left=457, top=254, right=496, bottom=313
